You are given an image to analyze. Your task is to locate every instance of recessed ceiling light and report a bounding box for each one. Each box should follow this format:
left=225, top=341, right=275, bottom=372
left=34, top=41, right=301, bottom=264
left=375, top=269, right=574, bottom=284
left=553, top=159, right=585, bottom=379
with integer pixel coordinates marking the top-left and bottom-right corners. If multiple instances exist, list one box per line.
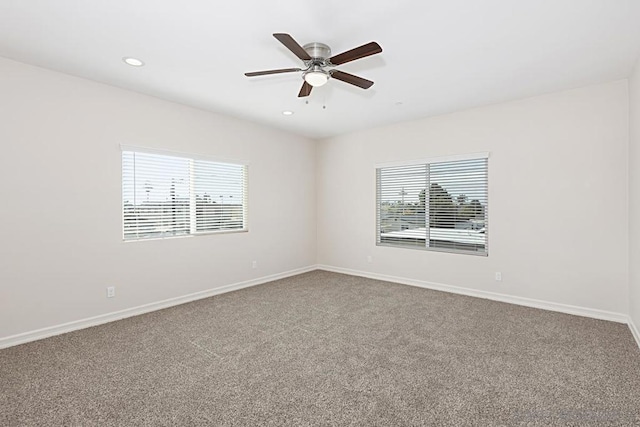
left=123, top=57, right=145, bottom=67
left=282, top=111, right=294, bottom=116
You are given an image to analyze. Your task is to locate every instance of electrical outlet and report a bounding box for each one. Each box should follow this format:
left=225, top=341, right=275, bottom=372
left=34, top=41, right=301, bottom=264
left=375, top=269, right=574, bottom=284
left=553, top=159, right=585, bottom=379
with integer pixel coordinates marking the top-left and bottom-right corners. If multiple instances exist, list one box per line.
left=106, top=286, right=115, bottom=298
left=366, top=255, right=372, bottom=263
left=495, top=272, right=502, bottom=282
left=252, top=261, right=257, bottom=269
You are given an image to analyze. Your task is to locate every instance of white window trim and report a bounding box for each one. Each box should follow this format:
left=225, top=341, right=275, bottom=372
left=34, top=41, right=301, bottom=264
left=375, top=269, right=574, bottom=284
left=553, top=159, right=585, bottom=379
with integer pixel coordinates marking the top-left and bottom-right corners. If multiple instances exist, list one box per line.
left=120, top=144, right=250, bottom=166
left=374, top=152, right=489, bottom=169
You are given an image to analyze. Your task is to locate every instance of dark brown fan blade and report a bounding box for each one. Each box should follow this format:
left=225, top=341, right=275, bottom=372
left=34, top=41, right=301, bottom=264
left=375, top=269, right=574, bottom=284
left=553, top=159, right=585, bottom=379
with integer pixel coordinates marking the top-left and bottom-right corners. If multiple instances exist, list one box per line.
left=329, top=41, right=382, bottom=65
left=245, top=68, right=301, bottom=77
left=273, top=33, right=311, bottom=61
left=330, top=70, right=374, bottom=89
left=298, top=81, right=313, bottom=97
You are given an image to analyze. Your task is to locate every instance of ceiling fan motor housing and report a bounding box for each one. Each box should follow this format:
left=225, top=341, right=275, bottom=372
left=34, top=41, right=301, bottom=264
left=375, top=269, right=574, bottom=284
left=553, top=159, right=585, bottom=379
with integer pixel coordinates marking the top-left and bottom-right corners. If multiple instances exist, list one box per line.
left=303, top=42, right=331, bottom=61
left=301, top=42, right=332, bottom=86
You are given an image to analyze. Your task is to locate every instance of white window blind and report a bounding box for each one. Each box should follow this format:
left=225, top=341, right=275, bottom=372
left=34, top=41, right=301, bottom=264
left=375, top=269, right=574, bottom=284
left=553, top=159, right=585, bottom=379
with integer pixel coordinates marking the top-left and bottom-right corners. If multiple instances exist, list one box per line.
left=194, top=160, right=246, bottom=232
left=376, top=155, right=488, bottom=255
left=122, top=150, right=247, bottom=241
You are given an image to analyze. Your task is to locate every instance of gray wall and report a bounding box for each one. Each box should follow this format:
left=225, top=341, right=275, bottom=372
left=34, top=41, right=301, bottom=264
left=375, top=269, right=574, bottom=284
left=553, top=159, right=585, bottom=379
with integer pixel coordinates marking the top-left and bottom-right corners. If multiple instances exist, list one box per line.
left=629, top=56, right=640, bottom=337
left=0, top=57, right=318, bottom=339
left=317, top=80, right=629, bottom=316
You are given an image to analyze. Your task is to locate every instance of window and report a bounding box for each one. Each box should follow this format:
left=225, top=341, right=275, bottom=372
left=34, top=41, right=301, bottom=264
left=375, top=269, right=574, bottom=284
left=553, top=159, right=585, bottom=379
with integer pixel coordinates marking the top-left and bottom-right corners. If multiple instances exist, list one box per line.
left=122, top=148, right=247, bottom=241
left=376, top=154, right=488, bottom=255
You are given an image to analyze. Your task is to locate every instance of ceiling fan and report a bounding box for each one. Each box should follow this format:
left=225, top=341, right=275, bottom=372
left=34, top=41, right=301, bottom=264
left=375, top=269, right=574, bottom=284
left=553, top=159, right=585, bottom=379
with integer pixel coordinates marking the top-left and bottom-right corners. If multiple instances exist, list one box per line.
left=245, top=33, right=382, bottom=97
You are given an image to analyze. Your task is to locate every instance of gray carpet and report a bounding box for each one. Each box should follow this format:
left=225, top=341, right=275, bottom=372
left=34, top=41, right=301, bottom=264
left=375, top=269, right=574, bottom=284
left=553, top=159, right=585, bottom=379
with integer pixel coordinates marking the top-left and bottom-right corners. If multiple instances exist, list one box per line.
left=1, top=270, right=640, bottom=426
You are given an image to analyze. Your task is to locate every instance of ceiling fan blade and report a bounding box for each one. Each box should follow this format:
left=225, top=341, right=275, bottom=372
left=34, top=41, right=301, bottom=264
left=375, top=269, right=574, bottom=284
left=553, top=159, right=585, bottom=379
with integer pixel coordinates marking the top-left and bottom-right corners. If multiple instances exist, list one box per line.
left=329, top=41, right=382, bottom=65
left=245, top=68, right=301, bottom=77
left=273, top=33, right=312, bottom=61
left=330, top=70, right=374, bottom=89
left=298, top=81, right=313, bottom=97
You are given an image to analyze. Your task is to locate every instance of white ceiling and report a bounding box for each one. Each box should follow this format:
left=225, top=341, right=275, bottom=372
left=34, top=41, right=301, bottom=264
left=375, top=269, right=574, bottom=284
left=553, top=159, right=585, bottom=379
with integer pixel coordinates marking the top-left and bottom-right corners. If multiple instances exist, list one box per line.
left=1, top=0, right=640, bottom=139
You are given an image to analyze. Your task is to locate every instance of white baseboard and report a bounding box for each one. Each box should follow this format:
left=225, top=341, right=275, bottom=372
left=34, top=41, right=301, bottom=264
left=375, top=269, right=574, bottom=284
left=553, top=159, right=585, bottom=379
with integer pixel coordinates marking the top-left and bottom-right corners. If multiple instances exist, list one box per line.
left=0, top=265, right=318, bottom=350
left=4, top=265, right=637, bottom=351
left=317, top=264, right=629, bottom=324
left=629, top=317, right=640, bottom=350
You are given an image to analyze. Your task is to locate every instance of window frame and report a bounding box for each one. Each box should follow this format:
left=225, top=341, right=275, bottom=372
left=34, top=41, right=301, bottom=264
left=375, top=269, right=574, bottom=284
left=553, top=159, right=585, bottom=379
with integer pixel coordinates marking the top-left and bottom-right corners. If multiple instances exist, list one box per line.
left=375, top=152, right=489, bottom=256
left=121, top=145, right=248, bottom=242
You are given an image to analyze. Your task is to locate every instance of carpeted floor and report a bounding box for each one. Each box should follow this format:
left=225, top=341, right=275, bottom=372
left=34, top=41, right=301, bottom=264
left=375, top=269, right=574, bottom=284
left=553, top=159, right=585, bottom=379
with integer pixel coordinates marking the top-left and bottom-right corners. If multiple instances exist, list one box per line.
left=1, top=270, right=640, bottom=426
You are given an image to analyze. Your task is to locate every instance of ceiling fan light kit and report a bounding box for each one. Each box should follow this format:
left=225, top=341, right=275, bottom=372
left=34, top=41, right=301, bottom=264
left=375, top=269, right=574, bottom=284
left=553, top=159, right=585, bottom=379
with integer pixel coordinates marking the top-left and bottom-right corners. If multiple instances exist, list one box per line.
left=245, top=33, right=382, bottom=97
left=304, top=66, right=329, bottom=87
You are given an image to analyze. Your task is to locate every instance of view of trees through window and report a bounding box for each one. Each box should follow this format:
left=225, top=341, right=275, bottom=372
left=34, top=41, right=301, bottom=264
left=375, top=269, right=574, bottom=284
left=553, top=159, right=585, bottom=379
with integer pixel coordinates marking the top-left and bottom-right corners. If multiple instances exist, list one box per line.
left=377, top=157, right=488, bottom=254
